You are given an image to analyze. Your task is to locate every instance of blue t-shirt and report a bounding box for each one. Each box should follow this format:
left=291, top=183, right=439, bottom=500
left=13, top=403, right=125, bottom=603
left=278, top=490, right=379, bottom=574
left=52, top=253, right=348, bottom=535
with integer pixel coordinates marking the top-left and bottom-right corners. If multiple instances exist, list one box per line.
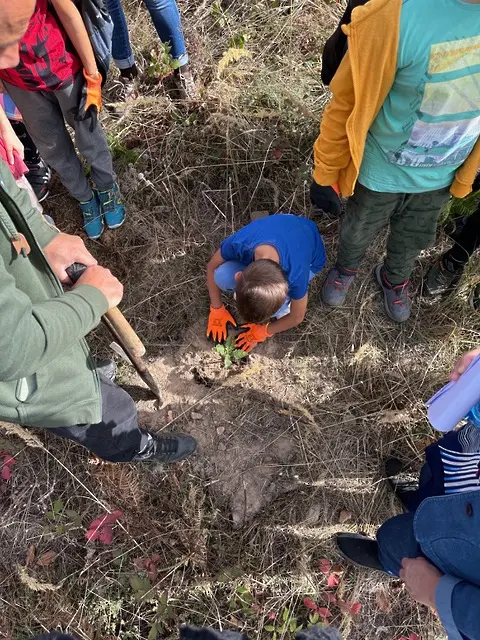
left=220, top=214, right=326, bottom=300
left=358, top=0, right=480, bottom=194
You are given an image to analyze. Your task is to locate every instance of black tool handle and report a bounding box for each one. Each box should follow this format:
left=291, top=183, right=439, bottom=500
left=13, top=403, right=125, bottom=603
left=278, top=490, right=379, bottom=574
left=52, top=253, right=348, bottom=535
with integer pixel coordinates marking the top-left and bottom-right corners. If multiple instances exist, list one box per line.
left=66, top=262, right=87, bottom=284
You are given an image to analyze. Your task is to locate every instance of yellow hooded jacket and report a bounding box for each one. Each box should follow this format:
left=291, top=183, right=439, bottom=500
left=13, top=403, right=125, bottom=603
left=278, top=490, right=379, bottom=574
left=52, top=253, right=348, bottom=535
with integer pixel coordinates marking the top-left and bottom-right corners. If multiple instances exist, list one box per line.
left=313, top=0, right=480, bottom=199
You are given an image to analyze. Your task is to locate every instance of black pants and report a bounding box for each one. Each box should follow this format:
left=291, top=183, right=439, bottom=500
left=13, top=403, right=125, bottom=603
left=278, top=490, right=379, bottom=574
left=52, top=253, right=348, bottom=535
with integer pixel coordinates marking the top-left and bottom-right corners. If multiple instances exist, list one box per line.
left=447, top=203, right=480, bottom=266
left=51, top=376, right=149, bottom=462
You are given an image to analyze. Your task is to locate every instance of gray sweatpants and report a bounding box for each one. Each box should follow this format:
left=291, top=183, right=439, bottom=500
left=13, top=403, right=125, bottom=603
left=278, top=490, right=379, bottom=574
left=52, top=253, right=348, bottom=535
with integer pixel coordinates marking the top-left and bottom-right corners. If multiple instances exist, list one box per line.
left=5, top=72, right=115, bottom=202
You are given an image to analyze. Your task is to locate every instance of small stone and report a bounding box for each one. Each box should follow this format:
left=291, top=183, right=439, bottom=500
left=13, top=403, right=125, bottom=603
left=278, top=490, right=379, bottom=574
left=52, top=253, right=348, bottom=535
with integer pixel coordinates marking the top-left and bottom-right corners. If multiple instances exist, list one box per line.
left=216, top=426, right=225, bottom=436
left=191, top=412, right=203, bottom=420
left=338, top=509, right=353, bottom=524
left=167, top=410, right=173, bottom=422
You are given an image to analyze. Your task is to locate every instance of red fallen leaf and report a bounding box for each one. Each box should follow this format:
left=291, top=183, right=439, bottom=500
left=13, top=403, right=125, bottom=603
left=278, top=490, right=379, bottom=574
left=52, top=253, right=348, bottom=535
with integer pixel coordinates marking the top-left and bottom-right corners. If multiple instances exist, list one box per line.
left=267, top=612, right=277, bottom=621
left=327, top=573, right=339, bottom=588
left=339, top=600, right=362, bottom=616
left=1, top=452, right=15, bottom=482
left=1, top=464, right=11, bottom=481
left=272, top=149, right=282, bottom=160
left=88, top=509, right=123, bottom=530
left=331, top=564, right=344, bottom=575
left=318, top=558, right=332, bottom=574
left=317, top=608, right=333, bottom=618
left=304, top=597, right=318, bottom=611
left=325, top=593, right=338, bottom=605
left=409, top=635, right=420, bottom=640
left=97, top=526, right=113, bottom=545
left=86, top=510, right=123, bottom=545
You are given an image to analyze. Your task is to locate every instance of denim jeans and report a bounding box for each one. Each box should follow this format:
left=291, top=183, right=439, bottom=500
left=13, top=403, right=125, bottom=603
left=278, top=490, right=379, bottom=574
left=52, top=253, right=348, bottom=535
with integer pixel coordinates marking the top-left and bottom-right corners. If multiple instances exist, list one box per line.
left=214, top=261, right=316, bottom=320
left=107, top=0, right=188, bottom=69
left=376, top=462, right=434, bottom=575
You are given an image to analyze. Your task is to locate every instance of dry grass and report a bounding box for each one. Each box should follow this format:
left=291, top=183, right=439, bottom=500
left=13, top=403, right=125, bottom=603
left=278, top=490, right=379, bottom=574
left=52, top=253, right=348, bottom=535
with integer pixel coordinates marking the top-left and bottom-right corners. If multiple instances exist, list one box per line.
left=1, top=1, right=480, bottom=639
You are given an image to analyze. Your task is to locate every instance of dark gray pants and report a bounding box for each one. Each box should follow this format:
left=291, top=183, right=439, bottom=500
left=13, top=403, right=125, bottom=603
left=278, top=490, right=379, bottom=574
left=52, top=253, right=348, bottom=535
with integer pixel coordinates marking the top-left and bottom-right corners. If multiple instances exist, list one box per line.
left=338, top=183, right=451, bottom=285
left=52, top=376, right=149, bottom=462
left=4, top=73, right=115, bottom=202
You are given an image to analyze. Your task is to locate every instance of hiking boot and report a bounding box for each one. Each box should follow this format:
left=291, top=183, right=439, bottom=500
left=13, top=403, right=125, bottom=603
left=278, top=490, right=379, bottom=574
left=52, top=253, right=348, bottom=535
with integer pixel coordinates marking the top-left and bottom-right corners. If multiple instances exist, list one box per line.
left=174, top=65, right=200, bottom=100
left=470, top=283, right=480, bottom=311
left=80, top=194, right=104, bottom=240
left=423, top=255, right=463, bottom=298
left=134, top=432, right=197, bottom=463
left=322, top=265, right=357, bottom=307
left=25, top=157, right=51, bottom=203
left=96, top=183, right=126, bottom=230
left=336, top=533, right=387, bottom=573
left=384, top=457, right=419, bottom=510
left=375, top=264, right=411, bottom=323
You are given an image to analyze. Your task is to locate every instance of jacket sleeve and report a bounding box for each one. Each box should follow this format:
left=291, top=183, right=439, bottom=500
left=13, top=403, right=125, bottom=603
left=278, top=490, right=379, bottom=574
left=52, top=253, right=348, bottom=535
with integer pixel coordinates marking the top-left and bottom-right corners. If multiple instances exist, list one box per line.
left=436, top=574, right=480, bottom=640
left=312, top=50, right=356, bottom=187
left=0, top=253, right=108, bottom=381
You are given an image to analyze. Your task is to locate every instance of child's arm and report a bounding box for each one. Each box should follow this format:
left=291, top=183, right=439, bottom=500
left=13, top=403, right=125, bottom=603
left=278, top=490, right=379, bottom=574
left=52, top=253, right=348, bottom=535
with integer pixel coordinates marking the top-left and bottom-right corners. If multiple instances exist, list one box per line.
left=268, top=296, right=308, bottom=335
left=50, top=0, right=98, bottom=76
left=206, top=249, right=225, bottom=309
left=0, top=105, right=24, bottom=164
left=235, top=296, right=308, bottom=352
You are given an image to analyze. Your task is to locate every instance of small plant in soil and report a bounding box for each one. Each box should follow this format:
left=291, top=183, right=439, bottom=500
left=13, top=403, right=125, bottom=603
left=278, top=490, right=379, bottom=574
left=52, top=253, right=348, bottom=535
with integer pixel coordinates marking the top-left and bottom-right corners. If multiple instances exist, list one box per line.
left=214, top=336, right=248, bottom=369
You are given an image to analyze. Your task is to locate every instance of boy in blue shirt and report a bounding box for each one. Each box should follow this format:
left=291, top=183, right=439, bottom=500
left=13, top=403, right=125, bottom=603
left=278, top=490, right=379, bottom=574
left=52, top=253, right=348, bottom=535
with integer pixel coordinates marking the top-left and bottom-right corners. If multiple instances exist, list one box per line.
left=206, top=214, right=326, bottom=352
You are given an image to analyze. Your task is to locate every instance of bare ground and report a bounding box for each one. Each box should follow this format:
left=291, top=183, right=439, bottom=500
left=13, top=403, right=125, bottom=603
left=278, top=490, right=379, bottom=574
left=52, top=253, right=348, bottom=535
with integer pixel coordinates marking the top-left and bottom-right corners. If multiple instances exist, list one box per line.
left=1, top=1, right=480, bottom=639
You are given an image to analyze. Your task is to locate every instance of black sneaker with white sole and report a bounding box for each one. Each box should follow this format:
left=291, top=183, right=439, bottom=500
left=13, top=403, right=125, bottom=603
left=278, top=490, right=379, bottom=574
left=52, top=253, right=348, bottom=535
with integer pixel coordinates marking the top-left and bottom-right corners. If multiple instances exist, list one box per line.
left=384, top=457, right=419, bottom=510
left=134, top=432, right=197, bottom=464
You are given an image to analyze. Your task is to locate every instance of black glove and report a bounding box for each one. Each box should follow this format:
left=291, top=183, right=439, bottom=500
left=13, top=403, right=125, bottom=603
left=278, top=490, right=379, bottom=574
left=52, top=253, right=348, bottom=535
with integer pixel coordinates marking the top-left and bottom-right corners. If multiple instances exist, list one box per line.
left=310, top=180, right=342, bottom=217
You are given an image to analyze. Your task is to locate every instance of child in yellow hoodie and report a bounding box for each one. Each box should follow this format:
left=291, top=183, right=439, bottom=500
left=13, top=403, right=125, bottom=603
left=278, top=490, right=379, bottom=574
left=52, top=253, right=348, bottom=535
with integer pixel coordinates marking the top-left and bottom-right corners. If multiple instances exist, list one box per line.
left=311, top=0, right=480, bottom=322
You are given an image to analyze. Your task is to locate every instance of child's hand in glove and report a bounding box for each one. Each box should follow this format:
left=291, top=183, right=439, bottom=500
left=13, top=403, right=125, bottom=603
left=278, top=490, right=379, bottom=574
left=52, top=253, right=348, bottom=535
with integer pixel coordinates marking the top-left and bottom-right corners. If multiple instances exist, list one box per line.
left=207, top=306, right=237, bottom=342
left=235, top=323, right=272, bottom=353
left=76, top=69, right=102, bottom=132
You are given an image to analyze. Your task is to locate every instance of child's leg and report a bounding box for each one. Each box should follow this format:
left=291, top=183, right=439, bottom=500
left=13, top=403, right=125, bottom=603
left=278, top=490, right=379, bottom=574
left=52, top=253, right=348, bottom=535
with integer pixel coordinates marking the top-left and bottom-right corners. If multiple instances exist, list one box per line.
left=3, top=82, right=93, bottom=202
left=55, top=73, right=116, bottom=193
left=376, top=512, right=424, bottom=576
left=385, top=187, right=450, bottom=285
left=142, top=0, right=188, bottom=66
left=214, top=261, right=247, bottom=292
left=337, top=183, right=402, bottom=271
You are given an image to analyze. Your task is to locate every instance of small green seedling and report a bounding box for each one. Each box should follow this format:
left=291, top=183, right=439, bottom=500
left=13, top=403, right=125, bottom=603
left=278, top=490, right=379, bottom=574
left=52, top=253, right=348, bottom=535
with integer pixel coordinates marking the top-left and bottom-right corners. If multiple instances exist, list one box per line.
left=214, top=336, right=248, bottom=369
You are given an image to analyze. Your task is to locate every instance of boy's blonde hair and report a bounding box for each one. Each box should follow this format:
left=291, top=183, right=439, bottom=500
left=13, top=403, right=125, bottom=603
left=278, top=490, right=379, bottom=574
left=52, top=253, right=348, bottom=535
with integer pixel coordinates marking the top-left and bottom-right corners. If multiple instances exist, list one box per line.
left=236, top=259, right=288, bottom=323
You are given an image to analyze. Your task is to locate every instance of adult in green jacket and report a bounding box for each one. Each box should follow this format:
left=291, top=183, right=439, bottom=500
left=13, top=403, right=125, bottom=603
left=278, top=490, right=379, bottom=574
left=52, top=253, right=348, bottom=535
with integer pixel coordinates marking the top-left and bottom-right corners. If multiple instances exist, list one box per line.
left=0, top=0, right=196, bottom=464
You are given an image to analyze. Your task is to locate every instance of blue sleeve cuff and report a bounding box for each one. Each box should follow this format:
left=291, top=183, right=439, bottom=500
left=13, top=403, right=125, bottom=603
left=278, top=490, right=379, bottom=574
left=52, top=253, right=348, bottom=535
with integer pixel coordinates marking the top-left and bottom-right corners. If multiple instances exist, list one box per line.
left=435, top=575, right=464, bottom=640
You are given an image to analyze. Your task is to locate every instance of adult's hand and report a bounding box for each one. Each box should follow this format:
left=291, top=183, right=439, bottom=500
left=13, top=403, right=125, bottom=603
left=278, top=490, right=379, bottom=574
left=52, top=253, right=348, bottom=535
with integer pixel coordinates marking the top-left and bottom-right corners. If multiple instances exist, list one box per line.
left=44, top=233, right=97, bottom=284
left=449, top=348, right=480, bottom=381
left=310, top=180, right=342, bottom=217
left=399, top=557, right=442, bottom=609
left=74, top=265, right=123, bottom=309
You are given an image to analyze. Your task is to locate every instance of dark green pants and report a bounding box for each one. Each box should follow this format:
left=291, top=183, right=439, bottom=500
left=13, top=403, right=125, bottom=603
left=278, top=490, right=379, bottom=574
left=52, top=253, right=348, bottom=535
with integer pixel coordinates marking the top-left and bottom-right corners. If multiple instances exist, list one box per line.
left=337, top=183, right=450, bottom=285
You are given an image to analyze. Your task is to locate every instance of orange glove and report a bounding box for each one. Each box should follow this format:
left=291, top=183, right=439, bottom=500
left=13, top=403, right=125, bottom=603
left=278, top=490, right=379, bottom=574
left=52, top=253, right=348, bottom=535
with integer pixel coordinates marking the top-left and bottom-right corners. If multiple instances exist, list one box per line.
left=76, top=69, right=102, bottom=132
left=207, top=305, right=237, bottom=342
left=235, top=323, right=272, bottom=353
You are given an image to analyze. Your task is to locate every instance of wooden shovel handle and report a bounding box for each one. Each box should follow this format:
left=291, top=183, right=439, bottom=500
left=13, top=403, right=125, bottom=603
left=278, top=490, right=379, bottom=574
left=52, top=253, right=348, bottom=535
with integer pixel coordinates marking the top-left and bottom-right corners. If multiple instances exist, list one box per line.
left=104, top=307, right=146, bottom=358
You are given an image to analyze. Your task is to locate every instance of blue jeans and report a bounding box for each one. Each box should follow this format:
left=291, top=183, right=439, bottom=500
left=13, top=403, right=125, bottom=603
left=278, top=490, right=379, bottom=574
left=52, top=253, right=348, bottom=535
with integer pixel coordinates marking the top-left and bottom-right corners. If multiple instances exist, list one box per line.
left=107, top=0, right=188, bottom=70
left=376, top=462, right=434, bottom=575
left=214, top=261, right=316, bottom=320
